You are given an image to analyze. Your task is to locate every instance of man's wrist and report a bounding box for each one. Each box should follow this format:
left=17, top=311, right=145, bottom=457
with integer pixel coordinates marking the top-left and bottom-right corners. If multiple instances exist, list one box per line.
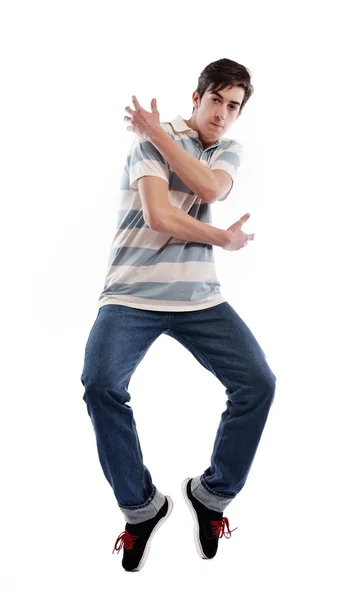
left=220, top=229, right=231, bottom=250
left=149, top=126, right=167, bottom=146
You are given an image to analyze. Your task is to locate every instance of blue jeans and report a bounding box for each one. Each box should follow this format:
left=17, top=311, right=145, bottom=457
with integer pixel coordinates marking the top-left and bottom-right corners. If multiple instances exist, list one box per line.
left=80, top=302, right=276, bottom=524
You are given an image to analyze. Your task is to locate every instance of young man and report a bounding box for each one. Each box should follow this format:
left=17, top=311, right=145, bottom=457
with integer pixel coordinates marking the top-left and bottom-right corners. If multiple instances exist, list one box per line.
left=80, top=58, right=277, bottom=572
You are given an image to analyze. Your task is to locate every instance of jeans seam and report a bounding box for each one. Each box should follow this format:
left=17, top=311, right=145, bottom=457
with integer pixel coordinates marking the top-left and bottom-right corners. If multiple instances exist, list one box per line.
left=170, top=331, right=237, bottom=496
left=170, top=331, right=232, bottom=390
left=170, top=328, right=239, bottom=500
left=170, top=331, right=237, bottom=447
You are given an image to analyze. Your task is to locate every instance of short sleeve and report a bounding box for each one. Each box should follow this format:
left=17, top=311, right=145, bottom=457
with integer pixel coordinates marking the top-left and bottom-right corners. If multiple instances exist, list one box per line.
left=128, top=137, right=170, bottom=191
left=209, top=141, right=243, bottom=201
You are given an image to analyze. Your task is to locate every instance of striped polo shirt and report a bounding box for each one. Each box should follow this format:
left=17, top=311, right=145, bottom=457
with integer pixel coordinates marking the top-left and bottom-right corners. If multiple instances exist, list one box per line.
left=98, top=115, right=243, bottom=312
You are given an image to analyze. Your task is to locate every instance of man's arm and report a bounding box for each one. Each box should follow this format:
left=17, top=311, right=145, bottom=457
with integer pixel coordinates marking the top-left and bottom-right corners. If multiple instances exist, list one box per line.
left=211, top=169, right=234, bottom=202
left=149, top=128, right=227, bottom=203
left=138, top=176, right=231, bottom=248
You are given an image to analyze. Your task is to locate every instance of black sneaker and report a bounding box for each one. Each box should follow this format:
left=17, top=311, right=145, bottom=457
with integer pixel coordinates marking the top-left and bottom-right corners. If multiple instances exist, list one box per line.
left=112, top=496, right=173, bottom=572
left=182, top=477, right=238, bottom=559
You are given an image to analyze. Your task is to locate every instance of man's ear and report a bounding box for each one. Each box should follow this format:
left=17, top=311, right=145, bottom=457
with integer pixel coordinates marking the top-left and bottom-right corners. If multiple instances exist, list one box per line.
left=192, top=91, right=200, bottom=108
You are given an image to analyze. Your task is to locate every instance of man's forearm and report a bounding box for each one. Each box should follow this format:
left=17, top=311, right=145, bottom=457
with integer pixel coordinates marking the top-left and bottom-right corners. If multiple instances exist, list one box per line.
left=152, top=204, right=230, bottom=249
left=149, top=127, right=216, bottom=202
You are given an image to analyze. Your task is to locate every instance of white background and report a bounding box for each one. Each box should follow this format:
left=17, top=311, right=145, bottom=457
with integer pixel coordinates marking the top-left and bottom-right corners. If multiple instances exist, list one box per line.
left=1, top=0, right=349, bottom=598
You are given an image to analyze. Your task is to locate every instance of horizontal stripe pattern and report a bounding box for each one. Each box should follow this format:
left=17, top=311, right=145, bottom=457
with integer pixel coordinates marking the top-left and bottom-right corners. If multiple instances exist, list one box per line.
left=108, top=227, right=189, bottom=250
left=115, top=201, right=211, bottom=230
left=98, top=115, right=243, bottom=311
left=108, top=243, right=214, bottom=267
left=98, top=294, right=225, bottom=312
left=104, top=261, right=218, bottom=286
left=116, top=189, right=196, bottom=212
left=100, top=281, right=221, bottom=302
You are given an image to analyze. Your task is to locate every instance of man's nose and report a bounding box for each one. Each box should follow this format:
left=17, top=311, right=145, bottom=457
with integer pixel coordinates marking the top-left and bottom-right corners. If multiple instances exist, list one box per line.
left=215, top=110, right=226, bottom=121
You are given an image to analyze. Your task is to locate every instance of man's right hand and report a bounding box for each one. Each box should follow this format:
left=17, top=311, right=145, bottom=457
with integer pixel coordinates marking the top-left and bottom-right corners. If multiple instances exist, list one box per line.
left=223, top=213, right=255, bottom=251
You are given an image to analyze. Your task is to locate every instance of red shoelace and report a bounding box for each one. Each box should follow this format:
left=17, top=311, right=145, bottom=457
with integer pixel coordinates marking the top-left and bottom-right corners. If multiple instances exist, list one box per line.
left=112, top=517, right=237, bottom=553
left=112, top=530, right=138, bottom=554
left=211, top=517, right=238, bottom=539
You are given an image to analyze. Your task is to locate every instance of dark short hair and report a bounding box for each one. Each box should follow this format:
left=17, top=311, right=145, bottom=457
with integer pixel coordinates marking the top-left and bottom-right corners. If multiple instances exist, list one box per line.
left=192, top=58, right=254, bottom=113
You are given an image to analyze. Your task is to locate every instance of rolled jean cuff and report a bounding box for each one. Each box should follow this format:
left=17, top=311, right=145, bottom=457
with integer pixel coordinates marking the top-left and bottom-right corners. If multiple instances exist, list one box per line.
left=191, top=475, right=235, bottom=512
left=118, top=486, right=166, bottom=524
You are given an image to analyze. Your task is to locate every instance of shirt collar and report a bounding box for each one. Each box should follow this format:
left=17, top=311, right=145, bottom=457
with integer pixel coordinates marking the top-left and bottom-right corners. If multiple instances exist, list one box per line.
left=170, top=115, right=197, bottom=134
left=169, top=115, right=221, bottom=147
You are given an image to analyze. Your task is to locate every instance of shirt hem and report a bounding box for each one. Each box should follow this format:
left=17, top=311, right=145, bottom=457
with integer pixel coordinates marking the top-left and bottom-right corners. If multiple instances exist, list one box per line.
left=97, top=294, right=226, bottom=312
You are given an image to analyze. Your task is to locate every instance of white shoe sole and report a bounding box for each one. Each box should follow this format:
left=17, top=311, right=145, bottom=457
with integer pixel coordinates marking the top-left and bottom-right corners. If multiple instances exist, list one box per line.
left=181, top=478, right=208, bottom=559
left=131, top=495, right=174, bottom=572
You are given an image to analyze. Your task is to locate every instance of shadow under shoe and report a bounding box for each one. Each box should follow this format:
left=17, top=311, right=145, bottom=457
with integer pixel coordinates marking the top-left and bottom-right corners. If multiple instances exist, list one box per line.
left=112, top=496, right=173, bottom=572
left=182, top=478, right=238, bottom=559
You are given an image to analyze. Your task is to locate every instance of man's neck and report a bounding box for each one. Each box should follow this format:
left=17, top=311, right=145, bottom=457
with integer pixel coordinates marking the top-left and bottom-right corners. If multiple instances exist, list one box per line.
left=183, top=118, right=219, bottom=148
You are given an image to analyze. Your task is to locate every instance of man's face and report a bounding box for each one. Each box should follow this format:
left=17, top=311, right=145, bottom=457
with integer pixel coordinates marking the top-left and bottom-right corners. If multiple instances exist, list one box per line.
left=193, top=85, right=245, bottom=143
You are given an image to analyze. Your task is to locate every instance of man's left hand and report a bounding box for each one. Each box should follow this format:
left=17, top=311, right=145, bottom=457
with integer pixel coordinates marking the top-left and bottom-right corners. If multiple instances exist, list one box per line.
left=124, top=96, right=162, bottom=141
